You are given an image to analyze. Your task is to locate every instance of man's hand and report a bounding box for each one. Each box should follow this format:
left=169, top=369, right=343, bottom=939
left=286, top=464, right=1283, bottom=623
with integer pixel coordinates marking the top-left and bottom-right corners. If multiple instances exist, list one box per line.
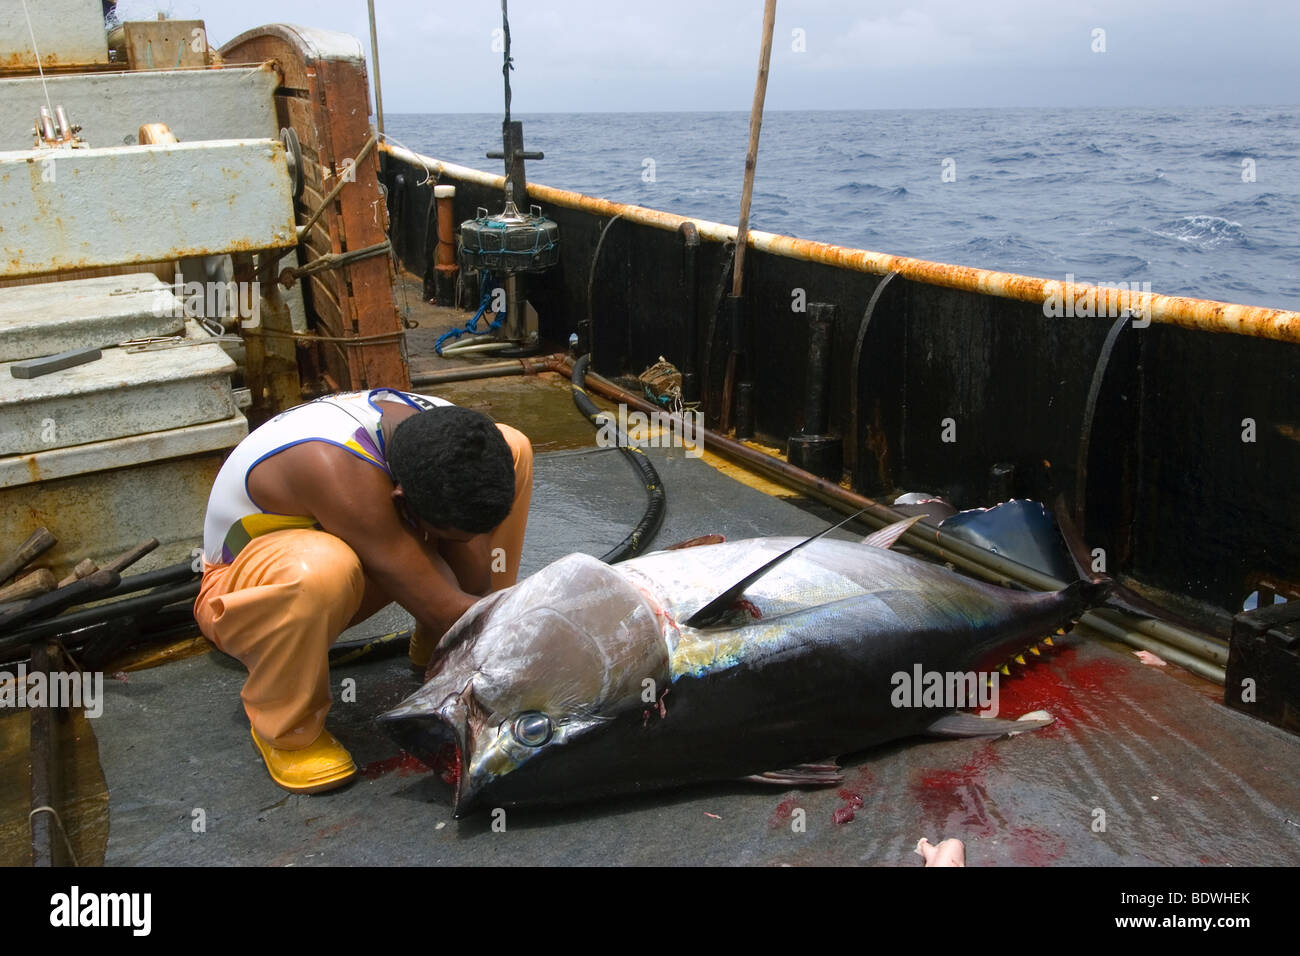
left=249, top=442, right=479, bottom=641
left=437, top=534, right=493, bottom=597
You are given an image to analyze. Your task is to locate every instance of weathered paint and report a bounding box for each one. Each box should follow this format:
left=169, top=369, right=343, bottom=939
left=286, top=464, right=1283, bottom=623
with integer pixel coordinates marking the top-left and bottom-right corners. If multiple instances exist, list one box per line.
left=0, top=139, right=297, bottom=279
left=383, top=143, right=1300, bottom=344
left=0, top=0, right=108, bottom=72
left=0, top=451, right=228, bottom=579
left=224, top=24, right=409, bottom=403
left=0, top=273, right=182, bottom=362
left=0, top=409, right=246, bottom=490
left=0, top=339, right=237, bottom=454
left=0, top=65, right=280, bottom=151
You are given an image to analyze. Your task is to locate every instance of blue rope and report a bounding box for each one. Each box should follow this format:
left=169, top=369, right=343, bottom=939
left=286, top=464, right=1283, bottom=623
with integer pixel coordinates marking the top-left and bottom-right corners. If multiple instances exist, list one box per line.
left=434, top=273, right=505, bottom=356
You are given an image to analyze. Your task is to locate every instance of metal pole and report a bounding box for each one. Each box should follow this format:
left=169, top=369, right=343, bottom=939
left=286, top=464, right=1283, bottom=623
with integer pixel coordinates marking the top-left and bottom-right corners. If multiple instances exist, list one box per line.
left=367, top=0, right=385, bottom=136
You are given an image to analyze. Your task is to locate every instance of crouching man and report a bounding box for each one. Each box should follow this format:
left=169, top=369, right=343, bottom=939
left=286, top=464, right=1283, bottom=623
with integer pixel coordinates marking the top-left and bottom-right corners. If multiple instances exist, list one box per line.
left=193, top=388, right=532, bottom=793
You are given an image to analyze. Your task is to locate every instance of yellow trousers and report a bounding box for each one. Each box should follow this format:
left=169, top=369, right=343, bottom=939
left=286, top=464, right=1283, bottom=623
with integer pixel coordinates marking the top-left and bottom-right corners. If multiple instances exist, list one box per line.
left=194, top=424, right=533, bottom=749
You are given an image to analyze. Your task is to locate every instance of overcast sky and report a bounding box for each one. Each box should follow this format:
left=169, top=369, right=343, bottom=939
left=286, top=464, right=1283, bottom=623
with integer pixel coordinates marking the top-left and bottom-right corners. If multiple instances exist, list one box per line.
left=115, top=0, right=1300, bottom=113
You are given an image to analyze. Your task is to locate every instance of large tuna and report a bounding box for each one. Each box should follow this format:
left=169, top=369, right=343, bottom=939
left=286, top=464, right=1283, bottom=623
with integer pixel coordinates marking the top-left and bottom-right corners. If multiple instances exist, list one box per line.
left=380, top=518, right=1106, bottom=815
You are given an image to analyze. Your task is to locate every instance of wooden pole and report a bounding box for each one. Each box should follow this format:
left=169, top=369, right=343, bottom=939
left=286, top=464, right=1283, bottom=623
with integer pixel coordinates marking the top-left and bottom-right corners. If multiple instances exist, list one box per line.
left=732, top=0, right=777, bottom=298
left=368, top=0, right=385, bottom=136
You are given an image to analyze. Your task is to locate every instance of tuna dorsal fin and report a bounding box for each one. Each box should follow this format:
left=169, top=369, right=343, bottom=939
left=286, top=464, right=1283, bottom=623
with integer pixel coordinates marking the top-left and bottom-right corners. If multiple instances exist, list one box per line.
left=684, top=507, right=871, bottom=628
left=862, top=514, right=925, bottom=550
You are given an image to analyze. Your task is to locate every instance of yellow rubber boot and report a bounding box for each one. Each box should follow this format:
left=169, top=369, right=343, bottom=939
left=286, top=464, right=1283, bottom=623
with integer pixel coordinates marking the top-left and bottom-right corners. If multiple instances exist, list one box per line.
left=251, top=727, right=357, bottom=794
left=409, top=623, right=438, bottom=671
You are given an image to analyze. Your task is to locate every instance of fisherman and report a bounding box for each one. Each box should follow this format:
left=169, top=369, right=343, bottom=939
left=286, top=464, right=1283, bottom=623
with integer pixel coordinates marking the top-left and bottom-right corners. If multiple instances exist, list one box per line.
left=193, top=388, right=532, bottom=793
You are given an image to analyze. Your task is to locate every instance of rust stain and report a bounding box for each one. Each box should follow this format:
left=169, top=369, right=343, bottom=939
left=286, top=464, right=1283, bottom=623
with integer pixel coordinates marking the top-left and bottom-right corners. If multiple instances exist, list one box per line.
left=383, top=143, right=1300, bottom=345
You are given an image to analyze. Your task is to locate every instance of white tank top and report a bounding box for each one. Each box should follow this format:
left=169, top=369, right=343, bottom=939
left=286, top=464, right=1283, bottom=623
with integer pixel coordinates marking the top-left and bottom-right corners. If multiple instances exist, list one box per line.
left=202, top=388, right=452, bottom=564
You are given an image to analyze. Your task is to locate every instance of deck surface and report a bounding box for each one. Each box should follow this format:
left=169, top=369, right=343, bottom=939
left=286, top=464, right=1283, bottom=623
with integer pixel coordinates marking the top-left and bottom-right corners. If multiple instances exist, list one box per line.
left=91, top=434, right=1300, bottom=866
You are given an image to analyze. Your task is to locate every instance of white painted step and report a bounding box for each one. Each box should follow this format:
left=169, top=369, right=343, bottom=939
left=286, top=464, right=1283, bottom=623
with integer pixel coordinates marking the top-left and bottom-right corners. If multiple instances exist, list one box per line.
left=0, top=409, right=248, bottom=489
left=0, top=339, right=236, bottom=454
left=0, top=273, right=183, bottom=363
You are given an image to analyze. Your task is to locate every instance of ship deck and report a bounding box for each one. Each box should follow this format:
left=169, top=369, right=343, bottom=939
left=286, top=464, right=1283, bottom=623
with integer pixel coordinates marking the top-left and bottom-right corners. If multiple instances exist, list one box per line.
left=6, top=276, right=1300, bottom=867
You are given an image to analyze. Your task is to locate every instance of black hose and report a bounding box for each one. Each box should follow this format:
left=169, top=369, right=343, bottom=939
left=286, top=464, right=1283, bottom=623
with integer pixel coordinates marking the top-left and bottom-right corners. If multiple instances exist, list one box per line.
left=329, top=627, right=414, bottom=666
left=570, top=354, right=667, bottom=562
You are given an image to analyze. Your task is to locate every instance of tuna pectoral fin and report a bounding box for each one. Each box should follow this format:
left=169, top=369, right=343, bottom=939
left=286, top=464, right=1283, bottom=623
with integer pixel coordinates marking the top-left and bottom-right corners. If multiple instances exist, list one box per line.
left=925, top=711, right=1055, bottom=738
left=741, top=761, right=843, bottom=787
left=862, top=514, right=925, bottom=550
left=686, top=506, right=873, bottom=628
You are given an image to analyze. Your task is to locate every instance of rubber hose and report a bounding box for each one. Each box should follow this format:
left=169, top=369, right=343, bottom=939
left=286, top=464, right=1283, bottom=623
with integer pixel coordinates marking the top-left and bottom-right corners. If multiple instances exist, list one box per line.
left=571, top=354, right=667, bottom=562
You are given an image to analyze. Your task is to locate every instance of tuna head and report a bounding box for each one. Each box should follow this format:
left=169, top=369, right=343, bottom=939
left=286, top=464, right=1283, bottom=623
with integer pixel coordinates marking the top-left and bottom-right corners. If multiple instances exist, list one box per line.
left=380, top=553, right=668, bottom=815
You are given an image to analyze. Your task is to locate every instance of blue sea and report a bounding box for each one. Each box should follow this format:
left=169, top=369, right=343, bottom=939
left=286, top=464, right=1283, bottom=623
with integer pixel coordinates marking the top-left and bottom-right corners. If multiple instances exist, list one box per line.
left=387, top=107, right=1300, bottom=311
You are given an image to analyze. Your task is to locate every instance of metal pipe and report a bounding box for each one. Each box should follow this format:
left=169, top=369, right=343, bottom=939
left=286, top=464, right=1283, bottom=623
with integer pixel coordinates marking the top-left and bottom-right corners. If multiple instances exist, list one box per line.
left=439, top=339, right=521, bottom=356
left=678, top=221, right=700, bottom=404
left=433, top=184, right=458, bottom=306
left=803, top=302, right=833, bottom=434
left=29, top=641, right=57, bottom=866
left=367, top=0, right=385, bottom=136
left=1077, top=617, right=1226, bottom=684
left=380, top=143, right=1300, bottom=344
left=411, top=358, right=547, bottom=386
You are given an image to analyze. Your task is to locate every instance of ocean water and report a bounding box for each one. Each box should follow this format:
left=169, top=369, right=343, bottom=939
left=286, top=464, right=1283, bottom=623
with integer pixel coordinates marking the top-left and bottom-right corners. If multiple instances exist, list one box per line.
left=387, top=107, right=1300, bottom=311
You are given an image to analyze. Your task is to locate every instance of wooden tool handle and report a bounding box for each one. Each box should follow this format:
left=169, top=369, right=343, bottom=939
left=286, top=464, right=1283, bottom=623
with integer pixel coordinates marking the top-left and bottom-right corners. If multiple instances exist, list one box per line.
left=103, top=538, right=159, bottom=575
left=0, top=568, right=57, bottom=605
left=0, top=569, right=120, bottom=633
left=0, top=528, right=57, bottom=585
left=57, top=558, right=99, bottom=589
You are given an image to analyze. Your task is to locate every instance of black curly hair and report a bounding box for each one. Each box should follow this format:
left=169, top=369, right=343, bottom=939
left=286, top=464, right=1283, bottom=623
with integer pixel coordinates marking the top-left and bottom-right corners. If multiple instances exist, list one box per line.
left=387, top=406, right=515, bottom=534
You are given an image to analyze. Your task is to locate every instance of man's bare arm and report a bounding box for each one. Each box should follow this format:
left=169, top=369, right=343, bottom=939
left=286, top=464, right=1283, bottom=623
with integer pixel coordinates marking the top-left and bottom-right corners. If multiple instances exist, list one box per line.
left=252, top=443, right=479, bottom=639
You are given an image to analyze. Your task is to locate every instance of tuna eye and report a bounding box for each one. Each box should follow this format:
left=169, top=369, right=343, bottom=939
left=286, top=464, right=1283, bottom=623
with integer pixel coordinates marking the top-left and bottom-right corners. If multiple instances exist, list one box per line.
left=512, top=712, right=553, bottom=747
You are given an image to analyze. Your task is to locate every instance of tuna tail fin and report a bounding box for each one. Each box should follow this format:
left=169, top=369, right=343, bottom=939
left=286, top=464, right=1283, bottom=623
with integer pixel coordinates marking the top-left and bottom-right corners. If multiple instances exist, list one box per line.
left=1061, top=576, right=1113, bottom=615
left=684, top=506, right=872, bottom=628
left=1052, top=495, right=1200, bottom=626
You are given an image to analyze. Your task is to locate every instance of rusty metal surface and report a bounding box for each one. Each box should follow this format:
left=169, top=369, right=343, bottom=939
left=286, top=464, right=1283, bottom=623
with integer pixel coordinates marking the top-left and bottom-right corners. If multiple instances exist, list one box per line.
left=0, top=0, right=108, bottom=72
left=28, top=642, right=57, bottom=867
left=224, top=24, right=408, bottom=399
left=0, top=451, right=226, bottom=580
left=383, top=143, right=1300, bottom=344
left=0, top=139, right=297, bottom=279
left=0, top=64, right=280, bottom=151
left=122, top=20, right=210, bottom=72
